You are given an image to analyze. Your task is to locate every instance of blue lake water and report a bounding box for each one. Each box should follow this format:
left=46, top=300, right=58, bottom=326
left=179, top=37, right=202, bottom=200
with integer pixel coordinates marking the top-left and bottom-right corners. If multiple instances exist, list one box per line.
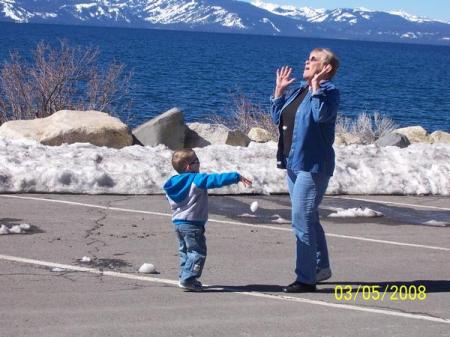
left=1, top=22, right=449, bottom=132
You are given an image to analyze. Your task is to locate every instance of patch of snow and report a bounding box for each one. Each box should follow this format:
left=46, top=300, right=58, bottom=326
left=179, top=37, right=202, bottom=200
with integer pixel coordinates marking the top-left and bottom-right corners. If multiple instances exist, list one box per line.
left=401, top=32, right=418, bottom=39
left=2, top=3, right=31, bottom=22
left=423, top=220, right=449, bottom=227
left=74, top=3, right=97, bottom=12
left=0, top=225, right=9, bottom=235
left=80, top=256, right=92, bottom=263
left=0, top=223, right=33, bottom=234
left=335, top=12, right=356, bottom=22
left=388, top=10, right=435, bottom=23
left=355, top=7, right=376, bottom=13
left=51, top=267, right=66, bottom=272
left=261, top=17, right=280, bottom=32
left=328, top=207, right=383, bottom=218
left=251, top=0, right=325, bottom=20
left=271, top=214, right=290, bottom=224
left=238, top=213, right=257, bottom=218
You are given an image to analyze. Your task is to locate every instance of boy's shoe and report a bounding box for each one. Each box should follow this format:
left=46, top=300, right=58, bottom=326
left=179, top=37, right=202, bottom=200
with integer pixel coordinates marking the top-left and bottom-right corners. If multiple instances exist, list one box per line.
left=316, top=268, right=332, bottom=282
left=179, top=279, right=203, bottom=292
left=282, top=281, right=316, bottom=293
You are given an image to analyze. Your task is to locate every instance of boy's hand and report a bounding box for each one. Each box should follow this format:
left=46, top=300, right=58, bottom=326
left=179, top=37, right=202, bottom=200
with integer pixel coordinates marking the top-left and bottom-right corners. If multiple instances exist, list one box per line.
left=239, top=176, right=252, bottom=187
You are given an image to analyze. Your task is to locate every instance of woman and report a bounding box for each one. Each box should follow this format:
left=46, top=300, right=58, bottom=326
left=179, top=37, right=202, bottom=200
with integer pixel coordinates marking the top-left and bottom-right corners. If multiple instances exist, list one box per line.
left=270, top=48, right=340, bottom=293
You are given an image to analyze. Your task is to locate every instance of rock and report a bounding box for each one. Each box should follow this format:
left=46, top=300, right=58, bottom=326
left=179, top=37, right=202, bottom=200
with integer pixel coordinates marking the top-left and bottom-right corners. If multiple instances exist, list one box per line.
left=0, top=110, right=132, bottom=148
left=375, top=133, right=410, bottom=148
left=430, top=131, right=450, bottom=144
left=248, top=127, right=274, bottom=143
left=334, top=133, right=363, bottom=146
left=185, top=123, right=250, bottom=148
left=394, top=126, right=429, bottom=143
left=132, top=107, right=185, bottom=150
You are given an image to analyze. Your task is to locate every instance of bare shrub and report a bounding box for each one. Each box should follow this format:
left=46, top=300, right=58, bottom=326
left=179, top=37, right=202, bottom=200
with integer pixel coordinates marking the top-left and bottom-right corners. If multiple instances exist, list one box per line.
left=337, top=112, right=397, bottom=144
left=210, top=92, right=278, bottom=140
left=0, top=40, right=131, bottom=124
left=352, top=112, right=375, bottom=143
left=373, top=112, right=397, bottom=139
left=336, top=114, right=352, bottom=134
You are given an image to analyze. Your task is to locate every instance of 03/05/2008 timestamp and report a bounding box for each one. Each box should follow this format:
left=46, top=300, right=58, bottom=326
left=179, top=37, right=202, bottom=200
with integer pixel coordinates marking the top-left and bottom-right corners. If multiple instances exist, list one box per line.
left=334, top=284, right=427, bottom=302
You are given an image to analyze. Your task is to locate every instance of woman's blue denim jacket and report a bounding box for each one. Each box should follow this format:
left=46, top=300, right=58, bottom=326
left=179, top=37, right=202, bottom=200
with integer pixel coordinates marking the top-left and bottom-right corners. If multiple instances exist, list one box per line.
left=270, top=80, right=340, bottom=176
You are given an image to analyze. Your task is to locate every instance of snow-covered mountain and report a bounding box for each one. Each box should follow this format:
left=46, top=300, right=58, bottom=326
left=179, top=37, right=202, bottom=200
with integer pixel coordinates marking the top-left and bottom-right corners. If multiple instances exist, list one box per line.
left=1, top=0, right=449, bottom=45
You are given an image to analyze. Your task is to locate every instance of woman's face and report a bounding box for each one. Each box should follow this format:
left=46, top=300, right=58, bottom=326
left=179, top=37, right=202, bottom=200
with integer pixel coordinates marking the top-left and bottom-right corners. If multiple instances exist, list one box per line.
left=303, top=50, right=326, bottom=81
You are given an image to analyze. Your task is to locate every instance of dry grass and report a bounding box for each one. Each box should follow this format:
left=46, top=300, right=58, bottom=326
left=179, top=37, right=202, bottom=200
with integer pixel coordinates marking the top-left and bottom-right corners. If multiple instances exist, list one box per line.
left=209, top=92, right=278, bottom=140
left=215, top=93, right=397, bottom=145
left=212, top=93, right=397, bottom=145
left=336, top=112, right=397, bottom=144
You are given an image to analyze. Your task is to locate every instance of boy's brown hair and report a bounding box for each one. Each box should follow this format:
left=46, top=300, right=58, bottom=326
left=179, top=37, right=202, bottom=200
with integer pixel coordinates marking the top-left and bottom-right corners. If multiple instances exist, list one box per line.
left=172, top=149, right=196, bottom=173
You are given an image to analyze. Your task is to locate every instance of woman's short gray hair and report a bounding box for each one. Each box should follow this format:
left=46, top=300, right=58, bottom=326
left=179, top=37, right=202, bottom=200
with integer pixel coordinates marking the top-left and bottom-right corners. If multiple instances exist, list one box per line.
left=313, top=48, right=340, bottom=79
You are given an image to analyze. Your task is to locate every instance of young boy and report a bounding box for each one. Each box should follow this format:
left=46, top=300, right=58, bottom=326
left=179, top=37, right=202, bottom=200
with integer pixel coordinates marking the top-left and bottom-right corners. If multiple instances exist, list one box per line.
left=163, top=149, right=252, bottom=292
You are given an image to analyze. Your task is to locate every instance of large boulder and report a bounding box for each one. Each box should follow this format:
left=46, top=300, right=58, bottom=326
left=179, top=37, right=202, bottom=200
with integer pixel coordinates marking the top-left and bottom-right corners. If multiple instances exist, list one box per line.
left=394, top=126, right=429, bottom=143
left=0, top=110, right=132, bottom=148
left=375, top=133, right=410, bottom=148
left=248, top=127, right=274, bottom=143
left=430, top=131, right=450, bottom=144
left=185, top=123, right=250, bottom=148
left=132, top=107, right=185, bottom=150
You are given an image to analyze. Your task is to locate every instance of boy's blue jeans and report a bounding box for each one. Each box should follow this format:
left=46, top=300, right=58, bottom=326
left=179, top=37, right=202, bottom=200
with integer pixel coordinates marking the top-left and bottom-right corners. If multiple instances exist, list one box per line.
left=174, top=224, right=207, bottom=283
left=287, top=169, right=331, bottom=285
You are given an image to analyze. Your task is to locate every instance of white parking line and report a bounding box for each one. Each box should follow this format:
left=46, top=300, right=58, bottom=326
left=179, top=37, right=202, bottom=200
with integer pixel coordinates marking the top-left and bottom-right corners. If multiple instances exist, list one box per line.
left=1, top=253, right=449, bottom=324
left=328, top=196, right=450, bottom=211
left=1, top=194, right=449, bottom=251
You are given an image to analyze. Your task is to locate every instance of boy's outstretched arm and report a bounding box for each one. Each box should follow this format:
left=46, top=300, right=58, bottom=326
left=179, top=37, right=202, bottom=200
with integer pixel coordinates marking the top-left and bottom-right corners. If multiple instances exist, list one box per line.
left=194, top=172, right=252, bottom=189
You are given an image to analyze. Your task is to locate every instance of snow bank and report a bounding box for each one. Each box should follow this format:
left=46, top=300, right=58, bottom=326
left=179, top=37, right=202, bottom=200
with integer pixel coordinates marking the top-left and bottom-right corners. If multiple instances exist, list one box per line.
left=0, top=138, right=449, bottom=195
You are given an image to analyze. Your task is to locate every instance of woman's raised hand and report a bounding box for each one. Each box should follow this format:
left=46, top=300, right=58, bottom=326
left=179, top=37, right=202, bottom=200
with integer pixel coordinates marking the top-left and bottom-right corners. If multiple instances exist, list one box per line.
left=311, top=64, right=332, bottom=92
left=274, top=66, right=296, bottom=98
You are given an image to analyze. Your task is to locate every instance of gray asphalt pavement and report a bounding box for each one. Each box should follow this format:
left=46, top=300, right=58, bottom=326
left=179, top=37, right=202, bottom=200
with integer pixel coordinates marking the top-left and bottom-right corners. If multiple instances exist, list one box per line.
left=0, top=193, right=449, bottom=337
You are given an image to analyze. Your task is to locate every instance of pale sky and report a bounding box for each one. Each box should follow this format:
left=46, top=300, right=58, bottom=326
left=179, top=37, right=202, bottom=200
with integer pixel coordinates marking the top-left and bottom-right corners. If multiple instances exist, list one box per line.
left=244, top=0, right=450, bottom=22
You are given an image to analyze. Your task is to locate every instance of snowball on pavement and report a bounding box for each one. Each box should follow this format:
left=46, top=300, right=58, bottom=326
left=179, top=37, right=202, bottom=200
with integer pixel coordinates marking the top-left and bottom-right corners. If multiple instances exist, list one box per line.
left=138, top=263, right=156, bottom=274
left=19, top=223, right=31, bottom=230
left=250, top=201, right=259, bottom=213
left=81, top=256, right=92, bottom=263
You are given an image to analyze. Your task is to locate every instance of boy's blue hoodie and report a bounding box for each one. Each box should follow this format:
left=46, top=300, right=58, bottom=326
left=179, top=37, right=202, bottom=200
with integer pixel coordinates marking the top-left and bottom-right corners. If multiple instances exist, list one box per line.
left=163, top=172, right=240, bottom=226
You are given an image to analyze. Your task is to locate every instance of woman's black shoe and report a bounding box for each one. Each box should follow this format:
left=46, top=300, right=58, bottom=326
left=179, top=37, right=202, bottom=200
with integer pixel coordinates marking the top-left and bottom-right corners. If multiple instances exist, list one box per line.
left=282, top=281, right=317, bottom=293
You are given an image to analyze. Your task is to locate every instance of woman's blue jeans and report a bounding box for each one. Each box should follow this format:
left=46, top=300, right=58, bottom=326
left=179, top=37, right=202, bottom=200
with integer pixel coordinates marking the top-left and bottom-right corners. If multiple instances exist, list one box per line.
left=287, top=169, right=331, bottom=284
left=174, top=224, right=207, bottom=282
